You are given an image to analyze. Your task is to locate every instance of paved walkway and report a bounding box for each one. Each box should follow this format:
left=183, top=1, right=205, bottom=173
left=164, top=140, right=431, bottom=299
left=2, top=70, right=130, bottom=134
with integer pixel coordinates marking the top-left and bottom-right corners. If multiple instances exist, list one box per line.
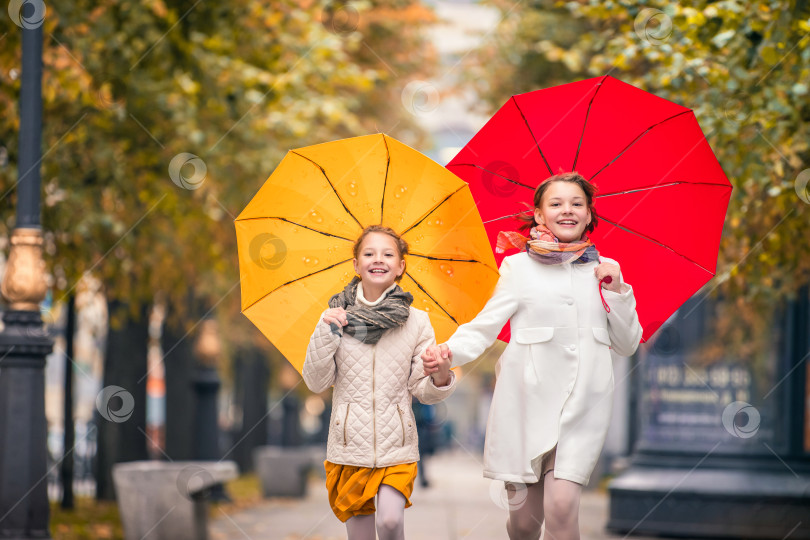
left=210, top=449, right=658, bottom=540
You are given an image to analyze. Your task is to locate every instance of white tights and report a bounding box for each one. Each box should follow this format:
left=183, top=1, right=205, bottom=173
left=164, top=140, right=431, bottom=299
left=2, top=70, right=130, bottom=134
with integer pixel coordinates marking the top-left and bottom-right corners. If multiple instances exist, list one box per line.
left=505, top=472, right=582, bottom=540
left=345, top=484, right=406, bottom=540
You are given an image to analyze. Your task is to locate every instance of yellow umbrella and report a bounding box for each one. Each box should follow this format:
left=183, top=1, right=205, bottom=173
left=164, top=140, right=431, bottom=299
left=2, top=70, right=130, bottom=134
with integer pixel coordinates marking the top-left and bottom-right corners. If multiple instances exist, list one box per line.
left=235, top=134, right=498, bottom=373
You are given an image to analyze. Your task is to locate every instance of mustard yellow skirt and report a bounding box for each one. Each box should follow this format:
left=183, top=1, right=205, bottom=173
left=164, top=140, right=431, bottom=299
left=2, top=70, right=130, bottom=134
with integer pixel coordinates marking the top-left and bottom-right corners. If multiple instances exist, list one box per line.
left=324, top=460, right=418, bottom=522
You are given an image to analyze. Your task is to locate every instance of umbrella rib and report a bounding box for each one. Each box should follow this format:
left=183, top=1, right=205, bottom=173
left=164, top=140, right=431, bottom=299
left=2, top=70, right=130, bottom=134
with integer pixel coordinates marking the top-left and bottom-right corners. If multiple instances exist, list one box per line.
left=511, top=97, right=553, bottom=176
left=236, top=216, right=355, bottom=241
left=408, top=253, right=477, bottom=263
left=244, top=258, right=354, bottom=311
left=380, top=134, right=391, bottom=224
left=588, top=110, right=694, bottom=181
left=467, top=164, right=536, bottom=191
left=595, top=181, right=732, bottom=198
left=399, top=185, right=468, bottom=236
left=408, top=253, right=502, bottom=274
left=404, top=272, right=458, bottom=325
left=598, top=216, right=716, bottom=275
left=482, top=212, right=526, bottom=225
left=571, top=75, right=607, bottom=171
left=291, top=151, right=365, bottom=230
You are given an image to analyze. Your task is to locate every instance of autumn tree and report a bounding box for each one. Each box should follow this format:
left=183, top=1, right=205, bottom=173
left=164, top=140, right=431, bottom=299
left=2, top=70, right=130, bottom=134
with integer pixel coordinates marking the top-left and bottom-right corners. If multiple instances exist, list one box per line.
left=1, top=0, right=439, bottom=498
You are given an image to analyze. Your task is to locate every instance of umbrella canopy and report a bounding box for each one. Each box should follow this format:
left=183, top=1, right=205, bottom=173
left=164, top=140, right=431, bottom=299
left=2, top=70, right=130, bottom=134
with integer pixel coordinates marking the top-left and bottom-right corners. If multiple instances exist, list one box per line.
left=236, top=134, right=499, bottom=373
left=446, top=75, right=732, bottom=342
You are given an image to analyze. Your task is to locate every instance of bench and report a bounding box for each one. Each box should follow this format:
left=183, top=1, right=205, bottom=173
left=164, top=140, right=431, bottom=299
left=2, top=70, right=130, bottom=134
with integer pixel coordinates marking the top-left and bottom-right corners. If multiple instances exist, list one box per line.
left=112, top=460, right=238, bottom=540
left=252, top=446, right=326, bottom=498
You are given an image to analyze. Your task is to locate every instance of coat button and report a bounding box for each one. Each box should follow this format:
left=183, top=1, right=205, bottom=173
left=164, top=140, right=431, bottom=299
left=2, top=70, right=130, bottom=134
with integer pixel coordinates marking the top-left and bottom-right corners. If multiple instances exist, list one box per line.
left=408, top=422, right=412, bottom=427
left=565, top=298, right=574, bottom=305
left=336, top=420, right=340, bottom=425
left=569, top=345, right=577, bottom=351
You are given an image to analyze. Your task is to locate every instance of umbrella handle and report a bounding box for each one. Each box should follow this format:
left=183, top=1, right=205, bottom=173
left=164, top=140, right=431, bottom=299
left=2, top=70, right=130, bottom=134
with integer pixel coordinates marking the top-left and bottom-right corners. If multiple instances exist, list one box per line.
left=599, top=277, right=612, bottom=313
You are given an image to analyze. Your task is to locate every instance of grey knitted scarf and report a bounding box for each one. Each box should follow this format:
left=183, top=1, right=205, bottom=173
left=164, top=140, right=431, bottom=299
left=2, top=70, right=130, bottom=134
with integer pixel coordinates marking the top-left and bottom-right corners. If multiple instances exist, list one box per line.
left=328, top=277, right=413, bottom=344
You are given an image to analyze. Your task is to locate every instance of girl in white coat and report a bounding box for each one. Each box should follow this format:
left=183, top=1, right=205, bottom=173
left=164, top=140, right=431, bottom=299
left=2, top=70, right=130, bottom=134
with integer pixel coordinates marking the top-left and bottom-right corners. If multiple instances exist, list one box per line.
left=303, top=225, right=455, bottom=540
left=424, top=172, right=642, bottom=540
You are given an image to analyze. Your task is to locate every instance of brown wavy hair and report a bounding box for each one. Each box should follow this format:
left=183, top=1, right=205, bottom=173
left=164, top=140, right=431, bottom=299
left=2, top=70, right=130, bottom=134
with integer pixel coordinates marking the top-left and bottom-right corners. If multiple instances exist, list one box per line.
left=352, top=225, right=409, bottom=282
left=516, top=172, right=599, bottom=234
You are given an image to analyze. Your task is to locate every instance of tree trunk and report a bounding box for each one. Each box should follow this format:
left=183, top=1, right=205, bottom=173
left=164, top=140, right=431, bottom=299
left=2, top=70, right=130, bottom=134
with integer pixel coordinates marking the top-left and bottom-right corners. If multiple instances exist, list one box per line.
left=162, top=308, right=197, bottom=461
left=230, top=347, right=270, bottom=472
left=95, top=301, right=149, bottom=501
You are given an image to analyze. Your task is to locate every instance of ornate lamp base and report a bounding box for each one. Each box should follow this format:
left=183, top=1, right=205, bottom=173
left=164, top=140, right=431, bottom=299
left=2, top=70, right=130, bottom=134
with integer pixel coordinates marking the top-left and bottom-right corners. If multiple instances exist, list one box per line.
left=0, top=228, right=53, bottom=539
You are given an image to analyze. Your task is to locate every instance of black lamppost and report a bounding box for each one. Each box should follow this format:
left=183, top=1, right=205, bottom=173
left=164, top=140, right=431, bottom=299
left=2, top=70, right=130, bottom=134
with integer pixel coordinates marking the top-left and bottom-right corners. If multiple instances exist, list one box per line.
left=192, top=319, right=223, bottom=463
left=192, top=318, right=230, bottom=501
left=0, top=5, right=55, bottom=539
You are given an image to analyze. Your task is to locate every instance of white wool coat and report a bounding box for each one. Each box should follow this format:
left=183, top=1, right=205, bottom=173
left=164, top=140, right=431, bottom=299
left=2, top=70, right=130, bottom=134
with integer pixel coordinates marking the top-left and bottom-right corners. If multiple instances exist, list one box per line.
left=303, top=302, right=456, bottom=468
left=446, top=252, right=642, bottom=485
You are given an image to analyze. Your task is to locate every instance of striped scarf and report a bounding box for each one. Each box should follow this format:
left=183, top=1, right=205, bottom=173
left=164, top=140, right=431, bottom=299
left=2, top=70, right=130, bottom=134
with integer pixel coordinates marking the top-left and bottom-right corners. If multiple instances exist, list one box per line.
left=328, top=277, right=413, bottom=344
left=496, top=225, right=600, bottom=265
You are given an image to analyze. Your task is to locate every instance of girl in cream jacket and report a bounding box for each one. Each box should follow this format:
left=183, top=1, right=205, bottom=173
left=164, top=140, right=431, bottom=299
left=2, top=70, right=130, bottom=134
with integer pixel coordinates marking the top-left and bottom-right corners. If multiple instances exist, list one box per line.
left=303, top=225, right=455, bottom=540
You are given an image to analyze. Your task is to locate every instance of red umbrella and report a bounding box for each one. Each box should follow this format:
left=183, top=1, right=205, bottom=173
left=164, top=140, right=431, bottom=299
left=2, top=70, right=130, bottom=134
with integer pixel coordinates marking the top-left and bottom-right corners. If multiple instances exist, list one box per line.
left=446, top=75, right=732, bottom=342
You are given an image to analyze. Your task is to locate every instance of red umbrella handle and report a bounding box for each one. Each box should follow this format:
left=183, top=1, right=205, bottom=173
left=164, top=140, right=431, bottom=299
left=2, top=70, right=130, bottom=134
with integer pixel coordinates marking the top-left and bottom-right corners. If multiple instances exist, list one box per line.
left=599, top=276, right=612, bottom=313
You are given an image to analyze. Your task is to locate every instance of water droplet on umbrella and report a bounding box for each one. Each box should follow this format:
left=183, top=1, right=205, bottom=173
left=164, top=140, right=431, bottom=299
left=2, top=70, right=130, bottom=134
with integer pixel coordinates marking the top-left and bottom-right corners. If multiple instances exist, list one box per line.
left=310, top=211, right=323, bottom=223
left=302, top=257, right=320, bottom=267
left=439, top=263, right=454, bottom=277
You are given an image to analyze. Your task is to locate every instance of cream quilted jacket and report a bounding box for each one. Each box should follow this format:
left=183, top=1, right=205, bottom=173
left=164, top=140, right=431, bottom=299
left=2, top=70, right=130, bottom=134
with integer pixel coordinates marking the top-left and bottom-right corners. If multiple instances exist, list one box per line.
left=303, top=306, right=456, bottom=468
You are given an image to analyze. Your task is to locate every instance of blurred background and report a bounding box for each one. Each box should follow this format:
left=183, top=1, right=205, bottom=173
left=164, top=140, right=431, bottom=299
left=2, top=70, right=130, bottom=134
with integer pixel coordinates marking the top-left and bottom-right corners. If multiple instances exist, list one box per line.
left=1, top=0, right=809, bottom=538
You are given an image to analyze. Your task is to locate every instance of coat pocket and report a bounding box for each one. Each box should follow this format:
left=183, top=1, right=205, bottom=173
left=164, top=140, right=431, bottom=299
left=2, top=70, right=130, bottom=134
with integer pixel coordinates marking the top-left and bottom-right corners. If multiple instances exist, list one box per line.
left=514, top=327, right=555, bottom=344
left=331, top=403, right=351, bottom=447
left=592, top=327, right=611, bottom=347
left=396, top=403, right=415, bottom=448
left=514, top=327, right=555, bottom=385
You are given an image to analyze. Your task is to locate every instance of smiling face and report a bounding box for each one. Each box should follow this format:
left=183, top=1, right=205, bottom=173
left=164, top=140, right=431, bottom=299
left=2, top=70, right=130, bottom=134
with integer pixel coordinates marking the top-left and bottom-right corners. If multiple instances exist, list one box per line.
left=352, top=232, right=406, bottom=289
left=534, top=181, right=592, bottom=243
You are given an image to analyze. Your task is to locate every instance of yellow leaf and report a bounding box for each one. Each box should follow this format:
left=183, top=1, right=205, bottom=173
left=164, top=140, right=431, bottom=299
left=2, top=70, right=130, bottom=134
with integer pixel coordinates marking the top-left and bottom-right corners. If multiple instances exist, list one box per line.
left=760, top=45, right=779, bottom=65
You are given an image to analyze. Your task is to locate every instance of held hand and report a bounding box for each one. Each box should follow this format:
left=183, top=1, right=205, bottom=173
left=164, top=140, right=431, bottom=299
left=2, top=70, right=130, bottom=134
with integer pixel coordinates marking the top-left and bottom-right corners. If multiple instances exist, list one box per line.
left=594, top=262, right=622, bottom=293
left=431, top=348, right=452, bottom=387
left=421, top=345, right=441, bottom=375
left=322, top=307, right=348, bottom=327
left=423, top=344, right=452, bottom=386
